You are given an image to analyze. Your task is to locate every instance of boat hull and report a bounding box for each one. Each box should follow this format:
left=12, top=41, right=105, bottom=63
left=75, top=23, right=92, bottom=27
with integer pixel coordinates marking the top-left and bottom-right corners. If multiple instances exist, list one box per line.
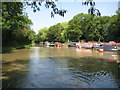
left=103, top=44, right=120, bottom=52
left=98, top=48, right=104, bottom=52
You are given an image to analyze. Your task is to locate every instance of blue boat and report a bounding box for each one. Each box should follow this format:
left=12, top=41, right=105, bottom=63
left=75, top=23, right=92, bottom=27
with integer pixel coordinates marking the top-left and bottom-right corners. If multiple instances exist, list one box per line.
left=98, top=41, right=120, bottom=52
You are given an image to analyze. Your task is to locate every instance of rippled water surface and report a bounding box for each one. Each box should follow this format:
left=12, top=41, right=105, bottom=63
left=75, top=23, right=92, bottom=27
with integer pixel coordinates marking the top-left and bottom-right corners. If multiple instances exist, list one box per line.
left=2, top=46, right=120, bottom=88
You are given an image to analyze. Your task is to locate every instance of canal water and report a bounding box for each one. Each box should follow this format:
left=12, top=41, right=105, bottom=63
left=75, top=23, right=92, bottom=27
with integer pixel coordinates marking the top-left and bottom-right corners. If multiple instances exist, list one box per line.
left=2, top=46, right=120, bottom=88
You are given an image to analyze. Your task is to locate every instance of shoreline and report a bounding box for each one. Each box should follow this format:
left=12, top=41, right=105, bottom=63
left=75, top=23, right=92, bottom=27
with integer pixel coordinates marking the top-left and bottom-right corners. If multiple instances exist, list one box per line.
left=2, top=43, right=35, bottom=54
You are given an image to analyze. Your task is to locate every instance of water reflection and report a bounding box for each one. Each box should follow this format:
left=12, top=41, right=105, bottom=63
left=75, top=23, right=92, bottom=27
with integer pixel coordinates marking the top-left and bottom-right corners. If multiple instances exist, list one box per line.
left=2, top=47, right=120, bottom=88
left=66, top=57, right=119, bottom=88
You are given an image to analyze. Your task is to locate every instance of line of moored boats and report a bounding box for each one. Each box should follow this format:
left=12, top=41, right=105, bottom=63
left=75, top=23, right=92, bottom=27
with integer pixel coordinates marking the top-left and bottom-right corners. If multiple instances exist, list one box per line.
left=44, top=41, right=120, bottom=52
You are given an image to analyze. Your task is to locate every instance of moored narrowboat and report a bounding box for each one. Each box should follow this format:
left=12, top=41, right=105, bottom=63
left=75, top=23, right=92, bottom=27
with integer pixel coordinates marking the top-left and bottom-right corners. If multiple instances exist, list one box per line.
left=98, top=41, right=120, bottom=52
left=68, top=42, right=76, bottom=47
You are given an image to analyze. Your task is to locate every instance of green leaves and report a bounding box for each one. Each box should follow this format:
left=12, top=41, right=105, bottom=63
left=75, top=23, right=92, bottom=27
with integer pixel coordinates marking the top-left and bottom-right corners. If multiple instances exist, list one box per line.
left=106, top=13, right=120, bottom=42
left=2, top=2, right=35, bottom=46
left=47, top=23, right=64, bottom=42
left=36, top=12, right=119, bottom=42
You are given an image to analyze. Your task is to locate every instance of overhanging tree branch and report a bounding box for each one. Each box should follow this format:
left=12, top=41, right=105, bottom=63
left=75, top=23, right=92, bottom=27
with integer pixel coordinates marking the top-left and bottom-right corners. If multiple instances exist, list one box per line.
left=82, top=0, right=101, bottom=16
left=25, top=0, right=67, bottom=17
left=25, top=0, right=101, bottom=17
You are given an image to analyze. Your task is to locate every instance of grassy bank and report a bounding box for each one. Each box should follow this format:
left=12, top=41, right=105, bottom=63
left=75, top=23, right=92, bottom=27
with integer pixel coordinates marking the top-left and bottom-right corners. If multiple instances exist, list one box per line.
left=2, top=43, right=35, bottom=53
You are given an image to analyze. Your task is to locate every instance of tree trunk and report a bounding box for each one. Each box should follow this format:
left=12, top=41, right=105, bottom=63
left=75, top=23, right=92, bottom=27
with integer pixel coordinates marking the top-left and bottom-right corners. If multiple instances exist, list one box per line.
left=98, top=38, right=101, bottom=42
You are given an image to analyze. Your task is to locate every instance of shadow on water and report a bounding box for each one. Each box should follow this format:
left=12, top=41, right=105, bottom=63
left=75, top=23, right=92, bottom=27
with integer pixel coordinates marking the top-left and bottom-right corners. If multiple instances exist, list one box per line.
left=2, top=59, right=30, bottom=88
left=2, top=56, right=120, bottom=88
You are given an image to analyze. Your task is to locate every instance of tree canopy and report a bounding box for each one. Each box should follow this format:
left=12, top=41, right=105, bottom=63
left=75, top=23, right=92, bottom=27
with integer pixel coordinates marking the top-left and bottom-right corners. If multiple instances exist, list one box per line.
left=2, top=2, right=35, bottom=47
left=36, top=12, right=120, bottom=43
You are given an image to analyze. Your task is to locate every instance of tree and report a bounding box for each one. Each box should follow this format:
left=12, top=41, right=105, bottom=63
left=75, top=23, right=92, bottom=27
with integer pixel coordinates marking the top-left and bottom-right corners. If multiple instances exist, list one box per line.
left=37, top=27, right=48, bottom=42
left=87, top=16, right=110, bottom=41
left=47, top=23, right=64, bottom=42
left=2, top=2, right=35, bottom=47
left=107, top=11, right=120, bottom=42
left=66, top=13, right=94, bottom=41
left=59, top=22, right=68, bottom=42
left=36, top=11, right=119, bottom=43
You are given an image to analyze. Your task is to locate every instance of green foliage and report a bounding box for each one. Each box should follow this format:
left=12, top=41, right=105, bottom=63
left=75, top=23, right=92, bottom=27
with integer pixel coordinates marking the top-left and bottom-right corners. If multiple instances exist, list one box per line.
left=107, top=13, right=120, bottom=42
left=87, top=16, right=111, bottom=41
left=36, top=12, right=119, bottom=43
left=66, top=13, right=94, bottom=41
left=47, top=23, right=64, bottom=42
left=37, top=23, right=68, bottom=42
left=2, top=2, right=35, bottom=47
left=36, top=27, right=48, bottom=42
left=3, top=1, right=119, bottom=48
left=59, top=22, right=68, bottom=42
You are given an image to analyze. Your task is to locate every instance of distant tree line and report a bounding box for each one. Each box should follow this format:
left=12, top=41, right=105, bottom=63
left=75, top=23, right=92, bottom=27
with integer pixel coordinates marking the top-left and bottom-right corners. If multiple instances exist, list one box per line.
left=36, top=12, right=120, bottom=43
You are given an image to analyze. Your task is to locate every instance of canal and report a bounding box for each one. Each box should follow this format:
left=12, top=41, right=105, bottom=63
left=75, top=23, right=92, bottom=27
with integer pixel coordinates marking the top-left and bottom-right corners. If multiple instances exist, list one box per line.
left=2, top=46, right=120, bottom=88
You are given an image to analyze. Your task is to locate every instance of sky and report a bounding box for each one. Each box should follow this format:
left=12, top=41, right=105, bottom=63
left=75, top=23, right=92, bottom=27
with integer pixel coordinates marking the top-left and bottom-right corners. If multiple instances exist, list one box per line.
left=24, top=0, right=119, bottom=34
